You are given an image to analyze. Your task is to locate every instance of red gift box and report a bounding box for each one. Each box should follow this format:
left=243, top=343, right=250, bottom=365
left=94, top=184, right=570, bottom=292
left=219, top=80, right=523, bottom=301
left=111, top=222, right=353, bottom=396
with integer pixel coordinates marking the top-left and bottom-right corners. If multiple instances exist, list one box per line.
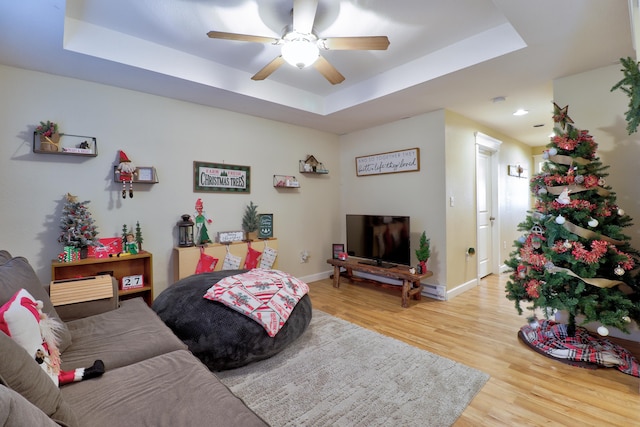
left=88, top=237, right=122, bottom=258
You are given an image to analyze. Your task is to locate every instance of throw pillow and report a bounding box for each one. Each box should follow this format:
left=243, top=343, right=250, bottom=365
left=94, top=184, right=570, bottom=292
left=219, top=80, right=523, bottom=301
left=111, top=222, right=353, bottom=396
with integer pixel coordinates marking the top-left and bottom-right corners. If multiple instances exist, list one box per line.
left=0, top=255, right=72, bottom=352
left=203, top=269, right=309, bottom=337
left=0, top=289, right=105, bottom=387
left=0, top=331, right=78, bottom=426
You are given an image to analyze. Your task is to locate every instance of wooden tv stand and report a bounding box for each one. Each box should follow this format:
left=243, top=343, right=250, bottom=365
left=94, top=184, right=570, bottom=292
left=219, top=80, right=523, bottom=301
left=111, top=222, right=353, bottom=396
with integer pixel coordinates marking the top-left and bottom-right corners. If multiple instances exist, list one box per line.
left=326, top=258, right=432, bottom=308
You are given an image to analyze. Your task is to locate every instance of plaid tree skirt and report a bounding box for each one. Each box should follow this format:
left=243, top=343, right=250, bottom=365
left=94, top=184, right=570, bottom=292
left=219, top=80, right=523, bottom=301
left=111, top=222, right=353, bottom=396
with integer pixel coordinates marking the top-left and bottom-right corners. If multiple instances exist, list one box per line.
left=519, top=319, right=640, bottom=377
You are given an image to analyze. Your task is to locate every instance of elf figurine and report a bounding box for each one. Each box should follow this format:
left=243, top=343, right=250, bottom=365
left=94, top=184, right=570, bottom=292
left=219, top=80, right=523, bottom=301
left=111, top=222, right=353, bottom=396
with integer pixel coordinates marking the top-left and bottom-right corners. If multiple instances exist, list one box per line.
left=116, top=150, right=136, bottom=199
left=193, top=198, right=213, bottom=245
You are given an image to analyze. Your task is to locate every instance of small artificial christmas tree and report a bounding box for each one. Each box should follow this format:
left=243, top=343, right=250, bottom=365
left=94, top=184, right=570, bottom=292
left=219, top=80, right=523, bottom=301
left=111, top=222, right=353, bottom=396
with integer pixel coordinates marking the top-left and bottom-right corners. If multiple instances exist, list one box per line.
left=242, top=201, right=259, bottom=237
left=135, top=221, right=143, bottom=250
left=505, top=103, right=640, bottom=336
left=58, top=193, right=99, bottom=249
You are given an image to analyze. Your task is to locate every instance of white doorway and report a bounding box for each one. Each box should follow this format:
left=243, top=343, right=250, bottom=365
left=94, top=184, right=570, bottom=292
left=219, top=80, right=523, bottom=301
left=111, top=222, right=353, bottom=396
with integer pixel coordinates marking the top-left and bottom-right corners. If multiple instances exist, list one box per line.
left=475, top=133, right=501, bottom=279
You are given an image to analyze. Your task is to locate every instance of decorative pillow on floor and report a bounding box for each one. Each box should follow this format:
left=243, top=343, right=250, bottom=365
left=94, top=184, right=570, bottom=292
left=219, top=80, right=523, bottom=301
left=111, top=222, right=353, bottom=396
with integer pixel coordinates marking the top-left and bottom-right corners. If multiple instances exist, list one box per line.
left=204, top=269, right=309, bottom=337
left=152, top=270, right=312, bottom=371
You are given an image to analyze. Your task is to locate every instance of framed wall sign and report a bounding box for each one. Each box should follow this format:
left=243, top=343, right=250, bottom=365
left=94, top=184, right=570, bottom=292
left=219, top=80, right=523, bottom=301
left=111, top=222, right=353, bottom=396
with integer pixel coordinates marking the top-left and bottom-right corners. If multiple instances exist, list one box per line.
left=216, top=230, right=245, bottom=243
left=258, top=214, right=273, bottom=239
left=332, top=243, right=345, bottom=259
left=355, top=148, right=420, bottom=176
left=194, top=161, right=250, bottom=193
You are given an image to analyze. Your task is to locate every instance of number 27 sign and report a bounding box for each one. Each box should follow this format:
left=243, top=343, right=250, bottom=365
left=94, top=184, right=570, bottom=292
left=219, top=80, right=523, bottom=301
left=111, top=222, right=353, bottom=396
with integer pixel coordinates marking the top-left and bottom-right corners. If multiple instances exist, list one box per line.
left=121, top=274, right=144, bottom=290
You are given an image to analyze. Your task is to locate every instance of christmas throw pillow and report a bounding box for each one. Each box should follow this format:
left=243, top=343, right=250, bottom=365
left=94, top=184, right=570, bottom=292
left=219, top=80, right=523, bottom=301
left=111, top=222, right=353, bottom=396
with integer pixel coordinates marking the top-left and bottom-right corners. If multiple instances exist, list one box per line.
left=0, top=288, right=105, bottom=387
left=0, top=289, right=62, bottom=385
left=244, top=243, right=262, bottom=270
left=259, top=246, right=278, bottom=269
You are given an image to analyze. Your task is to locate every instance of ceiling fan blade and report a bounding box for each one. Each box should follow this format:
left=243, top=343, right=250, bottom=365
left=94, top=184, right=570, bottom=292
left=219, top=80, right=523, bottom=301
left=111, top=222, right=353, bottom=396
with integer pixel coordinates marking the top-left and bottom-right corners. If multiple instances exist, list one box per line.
left=251, top=56, right=286, bottom=81
left=292, top=0, right=318, bottom=34
left=207, top=31, right=279, bottom=44
left=313, top=55, right=345, bottom=85
left=319, top=36, right=390, bottom=50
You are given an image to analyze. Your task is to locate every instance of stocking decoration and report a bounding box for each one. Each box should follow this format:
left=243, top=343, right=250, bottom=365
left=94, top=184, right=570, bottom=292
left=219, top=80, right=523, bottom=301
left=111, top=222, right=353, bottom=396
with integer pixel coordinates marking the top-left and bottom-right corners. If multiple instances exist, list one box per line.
left=244, top=242, right=262, bottom=270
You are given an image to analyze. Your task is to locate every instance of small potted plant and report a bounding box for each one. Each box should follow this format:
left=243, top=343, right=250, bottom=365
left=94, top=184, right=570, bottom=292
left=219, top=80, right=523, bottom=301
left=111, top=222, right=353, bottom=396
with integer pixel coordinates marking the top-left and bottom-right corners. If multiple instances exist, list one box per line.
left=35, top=120, right=60, bottom=151
left=242, top=201, right=259, bottom=240
left=415, top=231, right=430, bottom=274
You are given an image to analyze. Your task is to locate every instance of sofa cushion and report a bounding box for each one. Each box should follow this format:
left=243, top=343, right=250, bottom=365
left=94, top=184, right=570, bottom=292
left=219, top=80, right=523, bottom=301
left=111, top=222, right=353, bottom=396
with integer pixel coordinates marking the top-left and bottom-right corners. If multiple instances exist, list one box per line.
left=0, top=385, right=61, bottom=427
left=61, top=298, right=187, bottom=371
left=0, top=331, right=78, bottom=426
left=0, top=254, right=72, bottom=352
left=61, top=349, right=268, bottom=427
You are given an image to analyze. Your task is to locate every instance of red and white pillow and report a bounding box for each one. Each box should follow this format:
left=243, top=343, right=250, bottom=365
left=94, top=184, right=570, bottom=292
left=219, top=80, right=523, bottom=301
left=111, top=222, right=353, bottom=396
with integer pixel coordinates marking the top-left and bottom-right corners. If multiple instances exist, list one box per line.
left=204, top=269, right=308, bottom=337
left=0, top=289, right=63, bottom=385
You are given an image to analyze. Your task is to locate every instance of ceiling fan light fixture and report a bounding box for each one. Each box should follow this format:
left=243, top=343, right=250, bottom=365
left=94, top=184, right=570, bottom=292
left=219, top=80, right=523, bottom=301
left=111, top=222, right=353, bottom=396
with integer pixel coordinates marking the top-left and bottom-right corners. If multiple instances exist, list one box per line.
left=281, top=34, right=319, bottom=69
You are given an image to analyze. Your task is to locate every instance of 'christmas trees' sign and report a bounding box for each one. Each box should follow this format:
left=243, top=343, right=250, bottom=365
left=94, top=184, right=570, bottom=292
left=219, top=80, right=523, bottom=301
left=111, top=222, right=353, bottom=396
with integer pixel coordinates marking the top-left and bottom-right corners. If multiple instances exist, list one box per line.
left=505, top=103, right=640, bottom=335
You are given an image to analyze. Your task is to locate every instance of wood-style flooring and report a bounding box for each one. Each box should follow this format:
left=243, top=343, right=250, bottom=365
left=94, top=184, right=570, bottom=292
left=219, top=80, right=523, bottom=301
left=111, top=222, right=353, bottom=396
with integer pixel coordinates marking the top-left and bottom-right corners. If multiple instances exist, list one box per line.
left=307, top=273, right=640, bottom=426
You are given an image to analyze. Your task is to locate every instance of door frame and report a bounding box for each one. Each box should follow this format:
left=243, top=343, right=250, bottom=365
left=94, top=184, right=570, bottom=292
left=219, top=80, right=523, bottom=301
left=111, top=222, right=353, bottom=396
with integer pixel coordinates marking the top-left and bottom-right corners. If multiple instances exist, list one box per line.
left=475, top=132, right=501, bottom=279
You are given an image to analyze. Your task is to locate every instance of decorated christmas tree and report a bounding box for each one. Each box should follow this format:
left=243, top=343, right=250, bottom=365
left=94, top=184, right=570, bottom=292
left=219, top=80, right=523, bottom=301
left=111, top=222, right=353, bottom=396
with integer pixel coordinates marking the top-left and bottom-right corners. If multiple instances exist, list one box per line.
left=58, top=193, right=99, bottom=248
left=505, top=103, right=640, bottom=341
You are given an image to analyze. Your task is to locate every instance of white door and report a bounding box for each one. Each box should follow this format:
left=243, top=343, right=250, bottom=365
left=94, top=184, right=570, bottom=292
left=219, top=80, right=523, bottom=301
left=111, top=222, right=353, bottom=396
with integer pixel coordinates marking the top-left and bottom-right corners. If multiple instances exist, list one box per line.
left=475, top=133, right=501, bottom=279
left=476, top=148, right=493, bottom=278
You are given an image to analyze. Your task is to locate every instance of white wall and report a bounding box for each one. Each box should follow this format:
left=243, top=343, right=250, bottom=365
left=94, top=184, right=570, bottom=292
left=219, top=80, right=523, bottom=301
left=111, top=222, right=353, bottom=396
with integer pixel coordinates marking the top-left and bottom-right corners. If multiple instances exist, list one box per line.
left=0, top=65, right=341, bottom=296
left=554, top=63, right=640, bottom=246
left=338, top=112, right=447, bottom=285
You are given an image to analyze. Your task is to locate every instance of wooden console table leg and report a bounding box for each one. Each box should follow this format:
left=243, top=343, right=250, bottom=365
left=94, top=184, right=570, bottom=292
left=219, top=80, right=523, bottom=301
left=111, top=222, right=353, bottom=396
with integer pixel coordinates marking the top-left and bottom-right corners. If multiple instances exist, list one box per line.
left=401, top=279, right=410, bottom=308
left=332, top=265, right=341, bottom=288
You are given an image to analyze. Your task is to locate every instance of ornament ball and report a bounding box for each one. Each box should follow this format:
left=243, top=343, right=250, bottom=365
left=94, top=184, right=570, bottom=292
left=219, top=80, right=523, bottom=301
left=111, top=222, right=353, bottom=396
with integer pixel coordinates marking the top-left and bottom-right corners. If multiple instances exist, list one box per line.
left=587, top=218, right=598, bottom=227
left=555, top=215, right=566, bottom=225
left=597, top=326, right=609, bottom=336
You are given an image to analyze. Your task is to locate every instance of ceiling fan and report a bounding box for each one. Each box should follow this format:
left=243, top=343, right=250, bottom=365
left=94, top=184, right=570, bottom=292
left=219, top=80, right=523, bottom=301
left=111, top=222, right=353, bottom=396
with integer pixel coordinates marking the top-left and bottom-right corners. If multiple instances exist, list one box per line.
left=207, top=0, right=390, bottom=85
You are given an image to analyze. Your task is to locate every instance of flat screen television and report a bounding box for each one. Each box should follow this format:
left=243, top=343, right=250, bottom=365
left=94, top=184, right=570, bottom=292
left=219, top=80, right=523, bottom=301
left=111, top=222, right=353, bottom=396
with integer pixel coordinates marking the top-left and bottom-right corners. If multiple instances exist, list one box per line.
left=346, top=214, right=411, bottom=268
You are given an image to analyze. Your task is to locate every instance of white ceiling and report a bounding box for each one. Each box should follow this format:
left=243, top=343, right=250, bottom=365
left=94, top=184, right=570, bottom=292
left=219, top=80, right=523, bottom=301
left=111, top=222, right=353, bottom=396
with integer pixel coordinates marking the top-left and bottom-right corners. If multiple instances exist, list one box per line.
left=0, top=0, right=635, bottom=146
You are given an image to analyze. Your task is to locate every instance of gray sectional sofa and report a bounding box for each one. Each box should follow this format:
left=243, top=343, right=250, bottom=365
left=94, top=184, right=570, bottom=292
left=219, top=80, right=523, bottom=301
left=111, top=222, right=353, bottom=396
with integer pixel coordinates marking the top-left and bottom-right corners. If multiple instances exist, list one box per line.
left=0, top=250, right=268, bottom=426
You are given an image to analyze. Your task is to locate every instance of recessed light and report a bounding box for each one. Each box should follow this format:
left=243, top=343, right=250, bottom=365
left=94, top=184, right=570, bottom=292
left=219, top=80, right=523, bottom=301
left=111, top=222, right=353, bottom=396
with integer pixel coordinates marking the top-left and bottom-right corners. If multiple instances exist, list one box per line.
left=492, top=96, right=506, bottom=103
left=513, top=109, right=529, bottom=116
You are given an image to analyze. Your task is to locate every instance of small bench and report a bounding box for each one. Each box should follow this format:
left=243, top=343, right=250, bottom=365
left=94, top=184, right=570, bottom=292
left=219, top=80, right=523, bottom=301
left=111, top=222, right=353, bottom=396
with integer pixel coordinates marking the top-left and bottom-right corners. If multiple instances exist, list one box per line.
left=327, top=258, right=432, bottom=307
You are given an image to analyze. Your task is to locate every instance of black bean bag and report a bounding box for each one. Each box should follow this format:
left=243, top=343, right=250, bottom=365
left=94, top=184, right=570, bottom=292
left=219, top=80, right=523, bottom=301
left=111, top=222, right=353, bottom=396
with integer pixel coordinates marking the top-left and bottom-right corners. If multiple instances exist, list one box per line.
left=152, top=270, right=312, bottom=371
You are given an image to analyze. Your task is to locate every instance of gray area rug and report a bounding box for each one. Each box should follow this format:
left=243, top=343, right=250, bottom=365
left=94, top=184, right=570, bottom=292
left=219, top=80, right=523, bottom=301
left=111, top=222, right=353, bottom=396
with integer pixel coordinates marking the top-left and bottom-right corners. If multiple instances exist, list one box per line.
left=218, top=310, right=489, bottom=426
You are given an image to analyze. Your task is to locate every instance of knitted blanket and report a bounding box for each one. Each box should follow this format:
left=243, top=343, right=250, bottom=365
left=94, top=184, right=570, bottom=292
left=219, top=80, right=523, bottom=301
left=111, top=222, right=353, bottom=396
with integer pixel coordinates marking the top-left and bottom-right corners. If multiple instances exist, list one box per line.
left=203, top=269, right=309, bottom=337
left=519, top=319, right=639, bottom=377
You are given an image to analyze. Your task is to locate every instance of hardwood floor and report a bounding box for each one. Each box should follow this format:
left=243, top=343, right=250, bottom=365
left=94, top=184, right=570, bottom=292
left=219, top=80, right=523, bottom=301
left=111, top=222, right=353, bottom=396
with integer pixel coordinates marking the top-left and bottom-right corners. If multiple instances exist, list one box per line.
left=307, top=273, right=640, bottom=426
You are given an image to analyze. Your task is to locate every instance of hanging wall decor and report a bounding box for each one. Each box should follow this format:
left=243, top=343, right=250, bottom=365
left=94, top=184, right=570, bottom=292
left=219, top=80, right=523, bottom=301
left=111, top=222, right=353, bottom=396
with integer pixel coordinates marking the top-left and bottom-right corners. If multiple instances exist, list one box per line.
left=355, top=148, right=420, bottom=176
left=194, top=161, right=250, bottom=193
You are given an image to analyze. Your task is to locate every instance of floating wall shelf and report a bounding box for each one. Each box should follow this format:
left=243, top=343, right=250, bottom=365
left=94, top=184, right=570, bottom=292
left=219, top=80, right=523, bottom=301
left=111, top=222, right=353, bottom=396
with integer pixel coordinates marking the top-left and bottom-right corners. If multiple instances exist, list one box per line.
left=32, top=132, right=98, bottom=157
left=273, top=175, right=300, bottom=188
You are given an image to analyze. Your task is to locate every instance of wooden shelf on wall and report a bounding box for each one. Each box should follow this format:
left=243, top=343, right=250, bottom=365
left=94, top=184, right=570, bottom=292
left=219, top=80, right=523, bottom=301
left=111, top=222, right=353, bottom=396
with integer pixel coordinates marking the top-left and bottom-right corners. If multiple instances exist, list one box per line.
left=32, top=132, right=98, bottom=157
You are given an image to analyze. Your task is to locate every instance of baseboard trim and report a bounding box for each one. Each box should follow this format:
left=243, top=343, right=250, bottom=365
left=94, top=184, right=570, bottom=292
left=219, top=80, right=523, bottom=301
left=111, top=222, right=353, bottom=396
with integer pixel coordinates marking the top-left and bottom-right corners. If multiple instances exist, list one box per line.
left=447, top=278, right=479, bottom=300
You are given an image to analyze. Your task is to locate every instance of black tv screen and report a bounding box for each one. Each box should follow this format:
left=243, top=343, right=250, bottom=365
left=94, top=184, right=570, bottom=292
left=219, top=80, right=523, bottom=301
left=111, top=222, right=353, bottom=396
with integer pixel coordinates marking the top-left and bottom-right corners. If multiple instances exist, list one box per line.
left=346, top=214, right=411, bottom=267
